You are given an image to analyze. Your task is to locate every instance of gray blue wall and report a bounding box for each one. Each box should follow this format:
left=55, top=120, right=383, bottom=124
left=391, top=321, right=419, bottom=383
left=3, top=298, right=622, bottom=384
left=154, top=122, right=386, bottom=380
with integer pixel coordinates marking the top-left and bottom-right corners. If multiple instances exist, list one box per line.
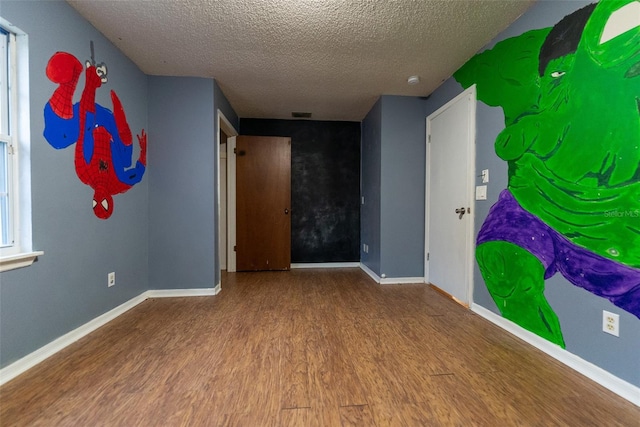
left=419, top=0, right=639, bottom=387
left=360, top=99, right=382, bottom=274
left=148, top=77, right=215, bottom=290
left=0, top=1, right=149, bottom=367
left=380, top=96, right=427, bottom=278
left=361, top=96, right=427, bottom=278
left=0, top=1, right=238, bottom=369
left=148, top=77, right=237, bottom=290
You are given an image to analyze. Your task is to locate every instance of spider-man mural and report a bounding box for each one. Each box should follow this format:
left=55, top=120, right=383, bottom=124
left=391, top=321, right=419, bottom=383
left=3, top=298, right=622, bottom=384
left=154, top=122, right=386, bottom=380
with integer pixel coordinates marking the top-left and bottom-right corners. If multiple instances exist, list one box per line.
left=43, top=43, right=146, bottom=219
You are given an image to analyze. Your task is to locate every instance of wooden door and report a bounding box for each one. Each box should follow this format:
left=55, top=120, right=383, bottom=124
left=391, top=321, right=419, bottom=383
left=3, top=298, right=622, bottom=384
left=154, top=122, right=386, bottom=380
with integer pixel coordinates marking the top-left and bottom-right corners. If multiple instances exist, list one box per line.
left=426, top=86, right=476, bottom=306
left=236, top=136, right=291, bottom=271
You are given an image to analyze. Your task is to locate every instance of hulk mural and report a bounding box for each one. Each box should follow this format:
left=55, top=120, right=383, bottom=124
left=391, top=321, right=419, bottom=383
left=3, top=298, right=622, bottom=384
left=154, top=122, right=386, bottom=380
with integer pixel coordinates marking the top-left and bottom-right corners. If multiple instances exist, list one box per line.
left=454, top=0, right=640, bottom=347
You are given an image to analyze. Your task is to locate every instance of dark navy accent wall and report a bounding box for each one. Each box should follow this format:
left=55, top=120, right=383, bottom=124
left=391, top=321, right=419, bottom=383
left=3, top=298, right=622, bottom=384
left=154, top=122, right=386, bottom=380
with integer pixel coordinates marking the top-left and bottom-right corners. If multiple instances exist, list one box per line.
left=239, top=119, right=360, bottom=263
left=0, top=0, right=148, bottom=368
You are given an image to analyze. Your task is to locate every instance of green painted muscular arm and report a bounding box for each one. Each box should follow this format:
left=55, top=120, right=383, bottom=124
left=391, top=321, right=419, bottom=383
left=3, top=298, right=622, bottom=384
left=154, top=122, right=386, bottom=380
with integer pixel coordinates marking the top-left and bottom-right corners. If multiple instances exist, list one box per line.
left=454, top=29, right=550, bottom=126
left=454, top=29, right=555, bottom=161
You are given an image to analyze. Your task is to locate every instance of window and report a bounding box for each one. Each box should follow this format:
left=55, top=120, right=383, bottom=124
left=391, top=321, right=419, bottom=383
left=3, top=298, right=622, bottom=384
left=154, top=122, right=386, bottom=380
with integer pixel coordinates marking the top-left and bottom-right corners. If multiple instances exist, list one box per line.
left=0, top=18, right=41, bottom=271
left=1, top=27, right=15, bottom=250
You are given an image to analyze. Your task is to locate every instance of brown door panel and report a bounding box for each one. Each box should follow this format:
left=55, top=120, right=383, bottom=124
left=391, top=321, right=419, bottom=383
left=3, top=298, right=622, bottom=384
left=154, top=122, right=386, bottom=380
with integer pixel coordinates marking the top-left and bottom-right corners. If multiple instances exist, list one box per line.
left=236, top=136, right=291, bottom=271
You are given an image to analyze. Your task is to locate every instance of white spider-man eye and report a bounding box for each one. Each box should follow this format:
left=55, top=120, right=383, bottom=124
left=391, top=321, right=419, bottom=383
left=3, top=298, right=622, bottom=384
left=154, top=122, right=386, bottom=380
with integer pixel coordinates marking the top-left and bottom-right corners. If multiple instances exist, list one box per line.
left=95, top=63, right=108, bottom=83
left=550, top=71, right=566, bottom=78
left=101, top=199, right=109, bottom=211
left=92, top=199, right=97, bottom=208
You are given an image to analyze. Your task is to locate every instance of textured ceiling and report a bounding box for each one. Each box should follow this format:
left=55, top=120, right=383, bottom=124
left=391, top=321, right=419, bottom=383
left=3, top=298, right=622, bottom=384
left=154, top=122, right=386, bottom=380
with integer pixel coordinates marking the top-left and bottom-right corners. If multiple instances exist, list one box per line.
left=67, top=0, right=536, bottom=121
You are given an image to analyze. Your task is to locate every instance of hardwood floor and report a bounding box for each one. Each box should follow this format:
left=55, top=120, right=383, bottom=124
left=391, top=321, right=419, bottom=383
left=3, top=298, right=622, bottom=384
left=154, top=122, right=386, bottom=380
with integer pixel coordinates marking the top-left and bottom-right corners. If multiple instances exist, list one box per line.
left=1, top=269, right=638, bottom=426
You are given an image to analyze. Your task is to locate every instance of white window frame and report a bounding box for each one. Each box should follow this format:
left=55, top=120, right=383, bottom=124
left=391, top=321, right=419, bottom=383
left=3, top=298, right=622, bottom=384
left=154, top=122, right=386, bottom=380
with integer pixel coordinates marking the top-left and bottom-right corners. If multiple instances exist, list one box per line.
left=1, top=28, right=18, bottom=253
left=0, top=18, right=41, bottom=272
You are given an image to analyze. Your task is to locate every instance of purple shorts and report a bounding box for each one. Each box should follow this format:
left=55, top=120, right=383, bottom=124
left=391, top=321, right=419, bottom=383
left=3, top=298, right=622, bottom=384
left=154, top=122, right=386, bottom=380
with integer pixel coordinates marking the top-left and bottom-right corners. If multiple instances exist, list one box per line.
left=477, top=190, right=640, bottom=318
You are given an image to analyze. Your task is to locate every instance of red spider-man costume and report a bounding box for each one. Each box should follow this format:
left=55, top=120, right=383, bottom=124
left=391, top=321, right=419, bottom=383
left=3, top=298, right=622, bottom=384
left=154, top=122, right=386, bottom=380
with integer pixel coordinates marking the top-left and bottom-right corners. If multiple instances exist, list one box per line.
left=43, top=49, right=146, bottom=219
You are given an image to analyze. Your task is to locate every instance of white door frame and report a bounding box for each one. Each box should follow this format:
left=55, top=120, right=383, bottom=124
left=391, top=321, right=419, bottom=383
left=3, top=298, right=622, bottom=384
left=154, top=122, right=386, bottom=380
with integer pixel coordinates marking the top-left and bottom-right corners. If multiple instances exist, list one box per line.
left=217, top=110, right=238, bottom=275
left=424, top=85, right=476, bottom=305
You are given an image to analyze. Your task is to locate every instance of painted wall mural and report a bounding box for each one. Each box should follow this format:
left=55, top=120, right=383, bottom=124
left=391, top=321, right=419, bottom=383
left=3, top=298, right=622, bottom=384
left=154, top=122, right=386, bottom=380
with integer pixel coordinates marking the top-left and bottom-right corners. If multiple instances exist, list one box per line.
left=454, top=0, right=640, bottom=347
left=43, top=42, right=147, bottom=219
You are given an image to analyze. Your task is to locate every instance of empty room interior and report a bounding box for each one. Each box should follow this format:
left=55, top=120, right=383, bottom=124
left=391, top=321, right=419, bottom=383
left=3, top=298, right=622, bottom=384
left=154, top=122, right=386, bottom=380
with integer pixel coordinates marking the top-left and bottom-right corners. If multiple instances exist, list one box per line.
left=0, top=0, right=639, bottom=425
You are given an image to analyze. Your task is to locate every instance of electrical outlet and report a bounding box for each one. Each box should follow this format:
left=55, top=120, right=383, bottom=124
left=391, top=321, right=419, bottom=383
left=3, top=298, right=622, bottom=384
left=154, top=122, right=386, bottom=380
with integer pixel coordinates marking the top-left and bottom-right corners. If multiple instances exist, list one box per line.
left=602, top=310, right=619, bottom=337
left=475, top=185, right=487, bottom=200
left=108, top=272, right=116, bottom=287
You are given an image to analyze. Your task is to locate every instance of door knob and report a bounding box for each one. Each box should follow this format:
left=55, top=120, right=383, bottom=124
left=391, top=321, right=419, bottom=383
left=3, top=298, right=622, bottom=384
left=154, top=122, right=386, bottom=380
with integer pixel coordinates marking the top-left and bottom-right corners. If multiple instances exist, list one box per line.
left=455, top=207, right=467, bottom=219
left=284, top=208, right=289, bottom=215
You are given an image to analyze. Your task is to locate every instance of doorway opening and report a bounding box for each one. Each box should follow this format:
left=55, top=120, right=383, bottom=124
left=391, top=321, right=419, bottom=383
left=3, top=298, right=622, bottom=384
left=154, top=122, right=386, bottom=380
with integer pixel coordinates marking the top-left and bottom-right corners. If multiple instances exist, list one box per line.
left=217, top=110, right=238, bottom=286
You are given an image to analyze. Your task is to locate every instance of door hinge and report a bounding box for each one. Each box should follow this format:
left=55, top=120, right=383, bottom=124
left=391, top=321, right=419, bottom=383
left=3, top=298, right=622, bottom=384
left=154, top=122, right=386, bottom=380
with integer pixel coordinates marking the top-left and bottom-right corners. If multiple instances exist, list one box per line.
left=427, top=252, right=430, bottom=261
left=233, top=148, right=237, bottom=154
left=428, top=134, right=431, bottom=144
left=233, top=245, right=237, bottom=252
left=8, top=144, right=15, bottom=155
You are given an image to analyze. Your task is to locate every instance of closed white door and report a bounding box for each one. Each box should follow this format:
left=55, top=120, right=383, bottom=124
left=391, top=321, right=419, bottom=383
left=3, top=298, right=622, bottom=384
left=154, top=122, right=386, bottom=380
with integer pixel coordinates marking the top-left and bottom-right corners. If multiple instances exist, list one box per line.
left=425, top=86, right=476, bottom=305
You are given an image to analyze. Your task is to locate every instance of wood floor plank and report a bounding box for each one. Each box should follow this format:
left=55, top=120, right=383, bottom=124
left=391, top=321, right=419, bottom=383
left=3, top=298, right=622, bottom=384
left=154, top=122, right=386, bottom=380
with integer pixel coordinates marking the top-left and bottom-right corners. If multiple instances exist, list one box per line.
left=339, top=404, right=377, bottom=427
left=279, top=323, right=310, bottom=409
left=306, top=316, right=368, bottom=408
left=367, top=402, right=406, bottom=427
left=1, top=268, right=639, bottom=426
left=278, top=407, right=311, bottom=426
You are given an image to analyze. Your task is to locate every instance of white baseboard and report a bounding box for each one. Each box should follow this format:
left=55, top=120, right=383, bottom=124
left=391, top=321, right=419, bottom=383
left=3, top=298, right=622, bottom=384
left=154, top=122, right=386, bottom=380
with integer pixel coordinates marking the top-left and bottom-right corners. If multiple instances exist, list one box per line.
left=0, top=285, right=221, bottom=386
left=471, top=303, right=640, bottom=407
left=380, top=276, right=425, bottom=285
left=359, top=263, right=424, bottom=285
left=359, top=262, right=381, bottom=283
left=0, top=292, right=147, bottom=386
left=146, top=285, right=220, bottom=298
left=291, top=262, right=360, bottom=269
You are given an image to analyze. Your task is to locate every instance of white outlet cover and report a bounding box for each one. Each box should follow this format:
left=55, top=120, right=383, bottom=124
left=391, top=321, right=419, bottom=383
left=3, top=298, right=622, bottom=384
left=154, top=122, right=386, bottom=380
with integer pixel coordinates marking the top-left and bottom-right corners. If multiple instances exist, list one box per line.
left=602, top=310, right=619, bottom=337
left=475, top=185, right=487, bottom=200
